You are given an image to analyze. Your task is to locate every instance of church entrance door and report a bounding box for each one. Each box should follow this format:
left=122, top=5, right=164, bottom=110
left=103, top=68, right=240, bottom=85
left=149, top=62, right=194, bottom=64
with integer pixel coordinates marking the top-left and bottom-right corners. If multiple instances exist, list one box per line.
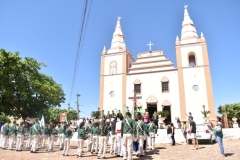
left=163, top=106, right=171, bottom=124
left=147, top=104, right=157, bottom=118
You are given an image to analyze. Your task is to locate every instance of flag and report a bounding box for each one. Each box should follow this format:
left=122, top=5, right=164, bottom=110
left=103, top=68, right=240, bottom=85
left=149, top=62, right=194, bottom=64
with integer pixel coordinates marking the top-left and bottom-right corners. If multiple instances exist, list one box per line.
left=131, top=107, right=134, bottom=119
left=40, top=114, right=45, bottom=127
left=113, top=108, right=118, bottom=114
left=137, top=107, right=144, bottom=115
left=64, top=114, right=68, bottom=124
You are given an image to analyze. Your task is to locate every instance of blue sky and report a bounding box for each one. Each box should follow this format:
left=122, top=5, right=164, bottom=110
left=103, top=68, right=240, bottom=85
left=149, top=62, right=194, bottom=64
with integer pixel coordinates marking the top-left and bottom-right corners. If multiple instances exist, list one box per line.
left=0, top=0, right=240, bottom=118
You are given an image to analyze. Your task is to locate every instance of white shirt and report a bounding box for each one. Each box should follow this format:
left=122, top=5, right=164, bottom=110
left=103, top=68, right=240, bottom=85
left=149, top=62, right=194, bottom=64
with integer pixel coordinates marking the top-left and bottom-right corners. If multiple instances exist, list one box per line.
left=115, top=121, right=122, bottom=133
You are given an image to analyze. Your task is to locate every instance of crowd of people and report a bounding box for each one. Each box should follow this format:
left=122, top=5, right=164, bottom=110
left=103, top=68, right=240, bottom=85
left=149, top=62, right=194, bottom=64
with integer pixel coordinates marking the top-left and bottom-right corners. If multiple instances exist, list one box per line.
left=0, top=112, right=158, bottom=159
left=0, top=111, right=226, bottom=159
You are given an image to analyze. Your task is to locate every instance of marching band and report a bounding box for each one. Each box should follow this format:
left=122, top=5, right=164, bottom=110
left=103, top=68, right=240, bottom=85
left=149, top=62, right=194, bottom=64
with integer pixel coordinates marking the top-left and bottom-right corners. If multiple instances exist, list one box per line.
left=0, top=111, right=158, bottom=160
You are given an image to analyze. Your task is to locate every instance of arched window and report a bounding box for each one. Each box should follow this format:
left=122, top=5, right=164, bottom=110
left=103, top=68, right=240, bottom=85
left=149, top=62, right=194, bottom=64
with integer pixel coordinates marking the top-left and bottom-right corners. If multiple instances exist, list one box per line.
left=110, top=61, right=117, bottom=74
left=161, top=76, right=169, bottom=93
left=134, top=79, right=141, bottom=93
left=189, top=53, right=196, bottom=67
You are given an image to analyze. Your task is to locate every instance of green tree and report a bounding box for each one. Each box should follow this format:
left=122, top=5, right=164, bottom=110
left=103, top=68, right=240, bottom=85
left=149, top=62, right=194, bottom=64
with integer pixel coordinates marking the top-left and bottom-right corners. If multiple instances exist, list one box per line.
left=218, top=103, right=240, bottom=120
left=201, top=110, right=211, bottom=117
left=67, top=110, right=78, bottom=121
left=42, top=108, right=78, bottom=124
left=157, top=110, right=169, bottom=117
left=91, top=111, right=101, bottom=119
left=0, top=114, right=10, bottom=122
left=0, top=49, right=65, bottom=120
left=44, top=108, right=62, bottom=124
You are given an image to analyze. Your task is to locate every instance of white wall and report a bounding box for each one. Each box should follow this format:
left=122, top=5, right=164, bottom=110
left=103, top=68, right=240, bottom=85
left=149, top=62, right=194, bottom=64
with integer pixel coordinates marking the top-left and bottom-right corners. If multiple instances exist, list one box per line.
left=136, top=56, right=166, bottom=63
left=132, top=60, right=172, bottom=68
left=182, top=67, right=208, bottom=124
left=180, top=44, right=204, bottom=67
left=103, top=74, right=124, bottom=114
left=222, top=128, right=240, bottom=139
left=127, top=53, right=134, bottom=73
left=126, top=71, right=180, bottom=126
left=180, top=44, right=210, bottom=124
left=102, top=53, right=125, bottom=114
left=103, top=53, right=123, bottom=75
left=129, top=66, right=174, bottom=73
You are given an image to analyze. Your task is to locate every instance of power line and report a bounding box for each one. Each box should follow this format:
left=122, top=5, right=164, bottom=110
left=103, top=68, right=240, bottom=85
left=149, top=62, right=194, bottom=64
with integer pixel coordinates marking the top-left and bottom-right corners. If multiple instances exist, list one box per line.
left=68, top=0, right=93, bottom=103
left=82, top=98, right=99, bottom=106
left=69, top=0, right=88, bottom=103
left=75, top=0, right=93, bottom=74
left=81, top=96, right=99, bottom=105
left=80, top=110, right=91, bottom=117
left=72, top=0, right=88, bottom=84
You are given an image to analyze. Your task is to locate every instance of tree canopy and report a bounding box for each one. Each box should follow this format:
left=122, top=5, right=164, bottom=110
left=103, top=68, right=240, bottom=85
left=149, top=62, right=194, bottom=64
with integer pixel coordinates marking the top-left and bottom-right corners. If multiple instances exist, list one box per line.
left=0, top=49, right=65, bottom=120
left=218, top=103, right=240, bottom=120
left=0, top=114, right=10, bottom=122
left=91, top=111, right=101, bottom=119
left=41, top=108, right=78, bottom=124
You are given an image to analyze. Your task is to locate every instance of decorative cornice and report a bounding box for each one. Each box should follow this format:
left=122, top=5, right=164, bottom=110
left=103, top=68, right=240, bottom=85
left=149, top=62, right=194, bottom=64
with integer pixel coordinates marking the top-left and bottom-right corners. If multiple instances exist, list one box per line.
left=137, top=54, right=165, bottom=59
left=162, top=100, right=171, bottom=106
left=134, top=78, right=142, bottom=84
left=175, top=42, right=206, bottom=48
left=129, top=64, right=174, bottom=70
left=161, top=76, right=169, bottom=82
left=146, top=95, right=158, bottom=103
left=127, top=68, right=177, bottom=75
left=133, top=59, right=170, bottom=65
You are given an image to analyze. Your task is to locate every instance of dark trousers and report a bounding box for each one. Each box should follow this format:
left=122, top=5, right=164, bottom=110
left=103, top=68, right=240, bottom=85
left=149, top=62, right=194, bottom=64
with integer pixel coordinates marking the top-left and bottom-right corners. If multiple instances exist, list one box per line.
left=133, top=141, right=138, bottom=152
left=171, top=134, right=175, bottom=145
left=154, top=120, right=158, bottom=127
left=143, top=140, right=146, bottom=150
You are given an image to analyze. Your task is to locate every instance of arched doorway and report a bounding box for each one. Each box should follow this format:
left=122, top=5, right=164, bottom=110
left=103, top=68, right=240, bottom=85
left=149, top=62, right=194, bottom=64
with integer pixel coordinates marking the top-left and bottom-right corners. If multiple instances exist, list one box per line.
left=162, top=100, right=172, bottom=124
left=146, top=96, right=158, bottom=118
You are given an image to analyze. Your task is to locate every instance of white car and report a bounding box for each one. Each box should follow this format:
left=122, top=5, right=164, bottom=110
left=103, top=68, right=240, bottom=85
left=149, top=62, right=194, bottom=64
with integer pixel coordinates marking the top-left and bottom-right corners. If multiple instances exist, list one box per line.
left=187, top=124, right=216, bottom=144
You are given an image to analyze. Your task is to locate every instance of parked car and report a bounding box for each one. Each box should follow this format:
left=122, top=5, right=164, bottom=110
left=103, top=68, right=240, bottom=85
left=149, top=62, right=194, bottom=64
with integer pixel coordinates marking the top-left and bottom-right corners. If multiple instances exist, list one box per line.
left=187, top=124, right=216, bottom=144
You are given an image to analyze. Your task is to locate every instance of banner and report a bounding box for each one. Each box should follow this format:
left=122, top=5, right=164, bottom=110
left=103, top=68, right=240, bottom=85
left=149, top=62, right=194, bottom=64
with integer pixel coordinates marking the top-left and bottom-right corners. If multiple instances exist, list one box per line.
left=60, top=112, right=68, bottom=122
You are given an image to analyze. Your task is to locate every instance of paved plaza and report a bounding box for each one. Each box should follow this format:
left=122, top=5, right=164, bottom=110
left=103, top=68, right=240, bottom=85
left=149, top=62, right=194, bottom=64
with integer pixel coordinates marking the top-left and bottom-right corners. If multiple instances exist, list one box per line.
left=0, top=139, right=239, bottom=160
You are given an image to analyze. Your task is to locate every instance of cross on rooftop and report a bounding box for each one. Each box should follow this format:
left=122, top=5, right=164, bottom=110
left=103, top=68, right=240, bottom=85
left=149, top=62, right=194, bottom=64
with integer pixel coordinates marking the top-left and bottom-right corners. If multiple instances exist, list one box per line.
left=147, top=41, right=154, bottom=51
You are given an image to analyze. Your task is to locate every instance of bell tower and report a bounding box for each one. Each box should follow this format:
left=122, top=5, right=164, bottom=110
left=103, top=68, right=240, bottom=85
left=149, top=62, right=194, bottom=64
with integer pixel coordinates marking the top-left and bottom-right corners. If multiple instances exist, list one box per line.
left=99, top=17, right=134, bottom=114
left=176, top=5, right=216, bottom=123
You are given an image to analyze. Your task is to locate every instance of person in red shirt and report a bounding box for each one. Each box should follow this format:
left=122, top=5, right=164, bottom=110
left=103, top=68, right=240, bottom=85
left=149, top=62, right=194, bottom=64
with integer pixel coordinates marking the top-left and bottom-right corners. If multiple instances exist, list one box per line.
left=143, top=112, right=149, bottom=124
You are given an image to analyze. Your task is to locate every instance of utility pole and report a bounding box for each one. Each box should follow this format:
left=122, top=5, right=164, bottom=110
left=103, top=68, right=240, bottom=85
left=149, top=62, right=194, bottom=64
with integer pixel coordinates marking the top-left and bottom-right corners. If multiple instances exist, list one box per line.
left=76, top=94, right=81, bottom=118
left=68, top=103, right=73, bottom=110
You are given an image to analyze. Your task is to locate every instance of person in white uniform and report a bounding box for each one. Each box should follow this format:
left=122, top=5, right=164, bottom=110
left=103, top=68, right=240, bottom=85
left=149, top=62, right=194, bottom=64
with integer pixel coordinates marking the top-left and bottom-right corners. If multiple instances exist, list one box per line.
left=85, top=120, right=93, bottom=152
left=0, top=122, right=4, bottom=148
left=1, top=120, right=11, bottom=150
left=115, top=116, right=123, bottom=157
left=109, top=118, right=117, bottom=155
left=91, top=121, right=100, bottom=154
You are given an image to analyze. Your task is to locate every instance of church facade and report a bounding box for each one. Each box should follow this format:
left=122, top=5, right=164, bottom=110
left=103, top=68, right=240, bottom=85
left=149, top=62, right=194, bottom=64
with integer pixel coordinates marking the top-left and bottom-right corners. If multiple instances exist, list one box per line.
left=99, top=6, right=216, bottom=124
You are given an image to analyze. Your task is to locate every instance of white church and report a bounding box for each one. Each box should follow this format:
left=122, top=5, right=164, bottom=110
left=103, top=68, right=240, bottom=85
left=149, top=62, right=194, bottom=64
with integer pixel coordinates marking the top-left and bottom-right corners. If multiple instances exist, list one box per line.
left=99, top=6, right=216, bottom=124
